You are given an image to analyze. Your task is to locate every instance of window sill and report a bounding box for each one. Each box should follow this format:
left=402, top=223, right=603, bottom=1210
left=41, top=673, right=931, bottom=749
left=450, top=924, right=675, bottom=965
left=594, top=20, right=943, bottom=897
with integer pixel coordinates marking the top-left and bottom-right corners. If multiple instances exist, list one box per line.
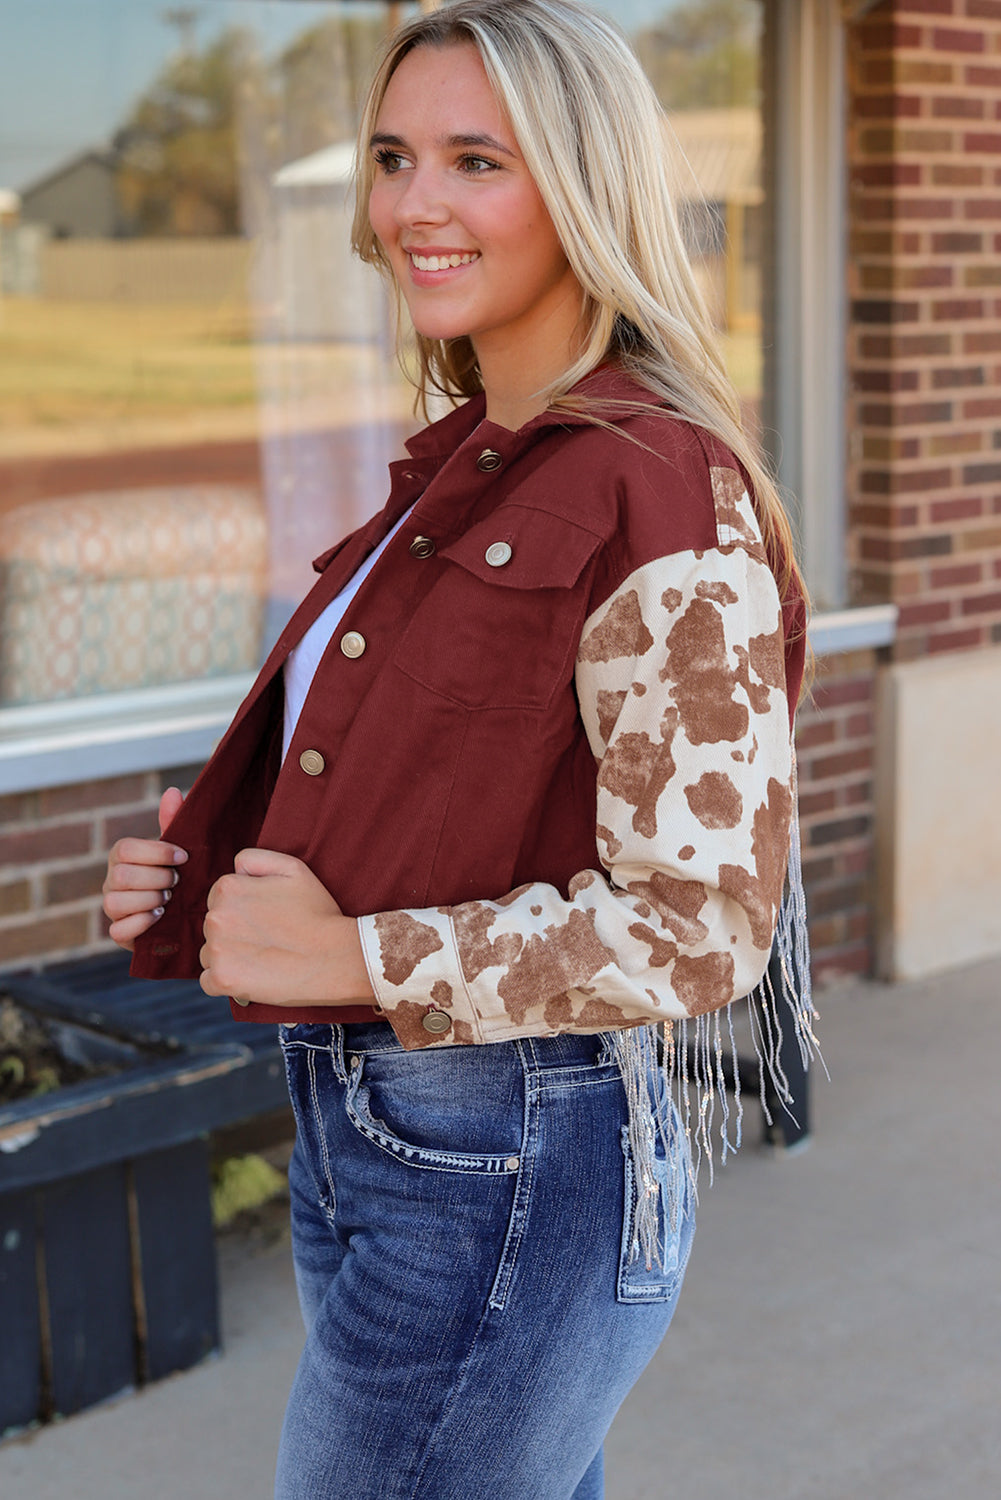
left=808, top=604, right=897, bottom=657
left=0, top=675, right=255, bottom=796
left=0, top=605, right=899, bottom=796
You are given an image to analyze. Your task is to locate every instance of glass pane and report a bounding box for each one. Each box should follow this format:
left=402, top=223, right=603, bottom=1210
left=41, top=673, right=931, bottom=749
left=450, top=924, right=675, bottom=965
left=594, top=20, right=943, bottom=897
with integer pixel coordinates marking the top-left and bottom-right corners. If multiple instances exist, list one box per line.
left=0, top=2, right=416, bottom=707
left=623, top=0, right=764, bottom=428
left=0, top=1, right=764, bottom=712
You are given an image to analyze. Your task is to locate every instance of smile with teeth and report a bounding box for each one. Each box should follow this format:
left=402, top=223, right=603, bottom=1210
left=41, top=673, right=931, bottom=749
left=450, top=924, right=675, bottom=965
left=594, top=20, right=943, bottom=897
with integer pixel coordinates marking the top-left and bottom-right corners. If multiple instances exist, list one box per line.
left=410, top=251, right=480, bottom=272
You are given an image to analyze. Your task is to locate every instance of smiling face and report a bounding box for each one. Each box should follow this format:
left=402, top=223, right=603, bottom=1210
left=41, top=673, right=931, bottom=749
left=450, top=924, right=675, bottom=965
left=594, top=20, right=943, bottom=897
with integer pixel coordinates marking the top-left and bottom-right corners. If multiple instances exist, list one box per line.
left=367, top=42, right=584, bottom=387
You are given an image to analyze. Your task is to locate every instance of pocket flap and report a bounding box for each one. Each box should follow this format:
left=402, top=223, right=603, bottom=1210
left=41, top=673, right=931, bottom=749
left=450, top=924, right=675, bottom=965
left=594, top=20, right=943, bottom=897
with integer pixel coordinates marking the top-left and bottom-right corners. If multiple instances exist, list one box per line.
left=440, top=505, right=601, bottom=591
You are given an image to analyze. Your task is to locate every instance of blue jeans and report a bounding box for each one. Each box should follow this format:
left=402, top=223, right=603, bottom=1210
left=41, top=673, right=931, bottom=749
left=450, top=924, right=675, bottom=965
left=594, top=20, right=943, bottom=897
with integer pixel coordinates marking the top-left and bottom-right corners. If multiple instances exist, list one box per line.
left=275, top=1021, right=695, bottom=1500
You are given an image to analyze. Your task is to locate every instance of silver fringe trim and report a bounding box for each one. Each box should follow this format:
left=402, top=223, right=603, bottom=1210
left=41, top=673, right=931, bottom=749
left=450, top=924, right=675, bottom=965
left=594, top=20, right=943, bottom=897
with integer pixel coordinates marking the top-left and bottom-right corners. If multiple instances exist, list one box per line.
left=612, top=790, right=823, bottom=1273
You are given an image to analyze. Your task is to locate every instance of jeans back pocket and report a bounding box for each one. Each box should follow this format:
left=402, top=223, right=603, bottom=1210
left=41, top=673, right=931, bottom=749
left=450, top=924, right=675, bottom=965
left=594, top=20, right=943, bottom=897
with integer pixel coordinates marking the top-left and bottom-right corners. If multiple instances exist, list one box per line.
left=617, top=1121, right=695, bottom=1303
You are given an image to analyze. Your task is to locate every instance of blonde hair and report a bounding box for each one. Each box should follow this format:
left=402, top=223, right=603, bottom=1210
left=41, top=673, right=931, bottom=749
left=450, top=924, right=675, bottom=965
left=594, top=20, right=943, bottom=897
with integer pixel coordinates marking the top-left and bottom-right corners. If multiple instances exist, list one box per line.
left=352, top=0, right=807, bottom=619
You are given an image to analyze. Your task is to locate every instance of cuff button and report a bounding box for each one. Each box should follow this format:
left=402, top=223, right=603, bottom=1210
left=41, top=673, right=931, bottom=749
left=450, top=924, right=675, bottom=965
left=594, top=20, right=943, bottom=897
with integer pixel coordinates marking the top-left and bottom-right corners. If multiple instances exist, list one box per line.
left=421, top=1010, right=452, bottom=1035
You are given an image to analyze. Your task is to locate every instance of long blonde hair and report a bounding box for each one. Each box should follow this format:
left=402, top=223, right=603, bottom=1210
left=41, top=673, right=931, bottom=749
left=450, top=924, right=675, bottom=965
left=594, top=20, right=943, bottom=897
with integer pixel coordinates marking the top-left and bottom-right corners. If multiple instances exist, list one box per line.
left=352, top=0, right=807, bottom=615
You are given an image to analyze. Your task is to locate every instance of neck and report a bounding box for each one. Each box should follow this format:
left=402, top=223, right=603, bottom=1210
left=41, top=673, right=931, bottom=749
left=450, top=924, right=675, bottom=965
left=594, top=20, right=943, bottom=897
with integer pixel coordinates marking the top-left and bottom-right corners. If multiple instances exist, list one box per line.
left=474, top=289, right=586, bottom=432
left=479, top=346, right=579, bottom=431
left=482, top=382, right=556, bottom=433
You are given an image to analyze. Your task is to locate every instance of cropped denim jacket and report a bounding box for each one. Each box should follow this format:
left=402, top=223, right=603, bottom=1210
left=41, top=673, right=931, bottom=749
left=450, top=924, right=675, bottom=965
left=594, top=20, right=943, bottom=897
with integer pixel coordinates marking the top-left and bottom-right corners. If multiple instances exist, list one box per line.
left=132, top=368, right=806, bottom=1055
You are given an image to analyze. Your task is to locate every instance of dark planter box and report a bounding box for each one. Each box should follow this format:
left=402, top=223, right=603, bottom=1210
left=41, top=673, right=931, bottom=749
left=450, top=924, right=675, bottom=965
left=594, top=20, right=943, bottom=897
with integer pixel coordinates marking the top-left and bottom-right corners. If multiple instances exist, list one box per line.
left=0, top=965, right=289, bottom=1440
left=0, top=1009, right=234, bottom=1436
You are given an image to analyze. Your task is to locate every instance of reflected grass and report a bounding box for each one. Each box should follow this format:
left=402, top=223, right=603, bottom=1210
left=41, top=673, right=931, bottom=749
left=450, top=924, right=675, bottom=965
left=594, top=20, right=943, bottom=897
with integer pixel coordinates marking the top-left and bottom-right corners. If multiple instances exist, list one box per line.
left=719, top=327, right=762, bottom=400
left=0, top=297, right=761, bottom=451
left=0, top=300, right=259, bottom=425
left=0, top=298, right=407, bottom=451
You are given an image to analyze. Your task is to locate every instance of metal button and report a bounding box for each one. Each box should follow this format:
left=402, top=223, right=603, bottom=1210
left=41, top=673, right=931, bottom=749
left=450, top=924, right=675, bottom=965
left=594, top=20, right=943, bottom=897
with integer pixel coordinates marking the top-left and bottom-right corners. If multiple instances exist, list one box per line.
left=476, top=448, right=503, bottom=472
left=485, top=541, right=512, bottom=568
left=340, top=630, right=367, bottom=659
left=409, top=535, right=436, bottom=559
left=299, top=748, right=325, bottom=776
left=232, top=995, right=250, bottom=1008
left=421, top=1010, right=452, bottom=1035
left=505, top=1156, right=520, bottom=1173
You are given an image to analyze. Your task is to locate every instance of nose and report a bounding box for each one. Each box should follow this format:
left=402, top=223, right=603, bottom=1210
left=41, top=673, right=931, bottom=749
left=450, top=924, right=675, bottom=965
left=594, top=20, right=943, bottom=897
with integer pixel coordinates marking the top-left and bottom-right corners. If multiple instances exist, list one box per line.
left=393, top=165, right=450, bottom=229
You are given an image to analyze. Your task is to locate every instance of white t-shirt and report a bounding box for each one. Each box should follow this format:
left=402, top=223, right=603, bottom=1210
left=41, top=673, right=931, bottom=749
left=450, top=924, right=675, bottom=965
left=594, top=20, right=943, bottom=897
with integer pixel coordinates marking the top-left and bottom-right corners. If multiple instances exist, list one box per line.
left=281, top=505, right=417, bottom=761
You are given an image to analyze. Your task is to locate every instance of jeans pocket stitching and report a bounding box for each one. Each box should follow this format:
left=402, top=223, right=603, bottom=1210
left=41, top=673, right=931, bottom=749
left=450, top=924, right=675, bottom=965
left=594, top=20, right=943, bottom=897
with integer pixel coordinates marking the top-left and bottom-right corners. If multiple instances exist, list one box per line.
left=307, top=1048, right=338, bottom=1222
left=534, top=1070, right=619, bottom=1094
left=486, top=1073, right=537, bottom=1313
left=344, top=1064, right=521, bottom=1175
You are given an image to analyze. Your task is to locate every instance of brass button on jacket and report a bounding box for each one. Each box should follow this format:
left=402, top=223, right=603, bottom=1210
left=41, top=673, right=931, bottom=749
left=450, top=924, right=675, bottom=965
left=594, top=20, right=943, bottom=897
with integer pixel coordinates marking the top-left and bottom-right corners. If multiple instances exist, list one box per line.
left=340, top=630, right=367, bottom=659
left=476, top=448, right=503, bottom=473
left=299, top=749, right=325, bottom=777
left=485, top=541, right=512, bottom=568
left=421, top=1010, right=452, bottom=1036
left=409, top=535, right=436, bottom=559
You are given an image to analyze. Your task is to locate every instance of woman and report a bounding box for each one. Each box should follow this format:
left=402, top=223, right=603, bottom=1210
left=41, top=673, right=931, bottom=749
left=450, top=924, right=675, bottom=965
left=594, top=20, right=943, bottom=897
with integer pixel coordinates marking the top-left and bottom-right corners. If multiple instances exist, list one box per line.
left=103, top=3, right=811, bottom=1496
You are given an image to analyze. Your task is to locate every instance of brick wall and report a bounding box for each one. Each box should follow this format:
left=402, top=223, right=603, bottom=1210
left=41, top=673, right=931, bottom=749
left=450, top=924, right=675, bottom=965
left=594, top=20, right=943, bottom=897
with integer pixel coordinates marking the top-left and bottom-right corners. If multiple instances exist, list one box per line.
left=0, top=688, right=878, bottom=987
left=0, top=766, right=202, bottom=974
left=848, top=0, right=1001, bottom=661
left=795, top=649, right=880, bottom=983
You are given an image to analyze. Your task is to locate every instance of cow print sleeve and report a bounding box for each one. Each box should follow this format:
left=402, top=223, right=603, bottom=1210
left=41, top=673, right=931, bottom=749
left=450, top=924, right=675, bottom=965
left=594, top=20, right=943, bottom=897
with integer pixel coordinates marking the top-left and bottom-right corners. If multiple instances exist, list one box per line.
left=357, top=473, right=795, bottom=1050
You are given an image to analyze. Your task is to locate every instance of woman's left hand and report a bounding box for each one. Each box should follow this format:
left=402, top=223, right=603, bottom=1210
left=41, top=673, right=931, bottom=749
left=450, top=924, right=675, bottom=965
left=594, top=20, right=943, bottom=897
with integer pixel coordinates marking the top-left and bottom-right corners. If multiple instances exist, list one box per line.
left=200, top=849, right=375, bottom=1007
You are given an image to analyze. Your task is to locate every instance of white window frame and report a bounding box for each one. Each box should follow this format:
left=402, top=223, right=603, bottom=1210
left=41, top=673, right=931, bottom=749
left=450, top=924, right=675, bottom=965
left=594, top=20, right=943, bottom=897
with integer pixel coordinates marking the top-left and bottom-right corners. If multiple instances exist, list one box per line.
left=764, top=0, right=848, bottom=613
left=0, top=0, right=893, bottom=798
left=763, top=0, right=895, bottom=650
left=0, top=676, right=255, bottom=796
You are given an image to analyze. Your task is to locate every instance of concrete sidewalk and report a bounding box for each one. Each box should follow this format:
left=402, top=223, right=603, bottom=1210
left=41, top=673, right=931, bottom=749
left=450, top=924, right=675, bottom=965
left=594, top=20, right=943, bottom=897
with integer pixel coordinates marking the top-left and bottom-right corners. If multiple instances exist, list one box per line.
left=1, top=958, right=998, bottom=1500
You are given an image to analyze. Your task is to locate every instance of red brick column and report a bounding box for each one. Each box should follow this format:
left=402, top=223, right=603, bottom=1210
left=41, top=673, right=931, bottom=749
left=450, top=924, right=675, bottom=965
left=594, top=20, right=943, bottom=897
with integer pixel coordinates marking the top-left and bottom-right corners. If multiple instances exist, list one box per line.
left=847, top=0, right=1001, bottom=659
left=795, top=652, right=879, bottom=983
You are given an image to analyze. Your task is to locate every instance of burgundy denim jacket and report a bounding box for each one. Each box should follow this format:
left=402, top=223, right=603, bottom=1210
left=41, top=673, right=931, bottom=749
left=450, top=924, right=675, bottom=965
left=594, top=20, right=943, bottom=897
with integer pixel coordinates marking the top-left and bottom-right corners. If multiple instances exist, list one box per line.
left=132, top=370, right=805, bottom=1050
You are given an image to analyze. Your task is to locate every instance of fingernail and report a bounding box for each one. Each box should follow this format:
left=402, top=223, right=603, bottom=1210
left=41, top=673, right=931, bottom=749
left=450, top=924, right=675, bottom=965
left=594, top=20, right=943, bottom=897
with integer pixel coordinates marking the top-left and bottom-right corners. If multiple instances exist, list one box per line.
left=162, top=888, right=172, bottom=903
left=153, top=906, right=165, bottom=919
left=171, top=869, right=180, bottom=887
left=173, top=850, right=188, bottom=864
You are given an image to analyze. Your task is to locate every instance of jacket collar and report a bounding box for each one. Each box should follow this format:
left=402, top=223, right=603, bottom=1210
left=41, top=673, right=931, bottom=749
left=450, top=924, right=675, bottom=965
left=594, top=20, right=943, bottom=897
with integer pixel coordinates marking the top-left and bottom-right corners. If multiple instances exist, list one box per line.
left=402, top=365, right=666, bottom=464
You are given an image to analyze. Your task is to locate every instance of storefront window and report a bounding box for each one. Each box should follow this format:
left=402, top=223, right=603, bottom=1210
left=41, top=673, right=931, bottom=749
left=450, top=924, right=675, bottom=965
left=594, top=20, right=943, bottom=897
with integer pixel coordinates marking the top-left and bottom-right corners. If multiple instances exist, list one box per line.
left=0, top=0, right=767, bottom=725
left=634, top=0, right=764, bottom=427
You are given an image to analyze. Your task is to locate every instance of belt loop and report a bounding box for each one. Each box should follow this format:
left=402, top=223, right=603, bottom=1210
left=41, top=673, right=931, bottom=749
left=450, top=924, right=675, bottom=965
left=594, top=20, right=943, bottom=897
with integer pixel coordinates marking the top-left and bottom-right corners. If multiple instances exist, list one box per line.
left=330, top=1023, right=348, bottom=1084
left=515, top=1035, right=539, bottom=1088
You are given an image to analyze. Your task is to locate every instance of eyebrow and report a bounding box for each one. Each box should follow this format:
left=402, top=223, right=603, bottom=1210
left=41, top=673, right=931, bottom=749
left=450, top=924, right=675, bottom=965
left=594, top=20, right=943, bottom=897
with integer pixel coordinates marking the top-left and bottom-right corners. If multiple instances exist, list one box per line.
left=369, top=130, right=517, bottom=159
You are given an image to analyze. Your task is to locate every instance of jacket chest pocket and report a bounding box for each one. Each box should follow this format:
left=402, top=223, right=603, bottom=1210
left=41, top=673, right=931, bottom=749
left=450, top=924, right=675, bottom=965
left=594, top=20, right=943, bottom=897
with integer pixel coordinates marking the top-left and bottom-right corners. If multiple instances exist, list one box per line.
left=392, top=506, right=602, bottom=711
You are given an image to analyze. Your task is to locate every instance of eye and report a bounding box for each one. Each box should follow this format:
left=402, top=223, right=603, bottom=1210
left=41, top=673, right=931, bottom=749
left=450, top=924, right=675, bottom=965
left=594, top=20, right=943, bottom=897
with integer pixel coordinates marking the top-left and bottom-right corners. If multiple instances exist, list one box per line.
left=373, top=146, right=406, bottom=174
left=457, top=154, right=500, bottom=175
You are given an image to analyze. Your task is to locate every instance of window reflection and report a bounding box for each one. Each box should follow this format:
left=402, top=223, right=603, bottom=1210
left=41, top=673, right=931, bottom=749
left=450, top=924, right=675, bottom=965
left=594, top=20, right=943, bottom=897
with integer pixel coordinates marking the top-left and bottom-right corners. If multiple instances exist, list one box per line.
left=0, top=0, right=765, bottom=711
left=634, top=0, right=764, bottom=422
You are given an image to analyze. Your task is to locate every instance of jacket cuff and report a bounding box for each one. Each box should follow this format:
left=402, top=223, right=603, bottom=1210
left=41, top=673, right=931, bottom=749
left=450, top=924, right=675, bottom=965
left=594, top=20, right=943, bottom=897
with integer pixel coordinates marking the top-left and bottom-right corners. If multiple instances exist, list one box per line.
left=356, top=912, right=481, bottom=1048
